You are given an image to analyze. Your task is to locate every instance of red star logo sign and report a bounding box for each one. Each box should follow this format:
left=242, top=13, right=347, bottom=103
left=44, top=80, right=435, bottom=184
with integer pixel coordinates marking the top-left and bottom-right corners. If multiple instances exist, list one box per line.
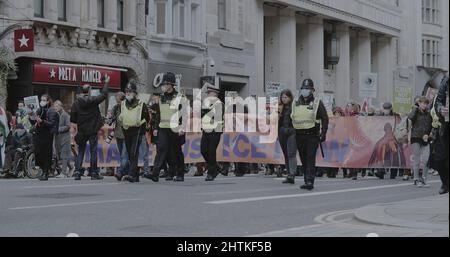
left=14, top=29, right=34, bottom=52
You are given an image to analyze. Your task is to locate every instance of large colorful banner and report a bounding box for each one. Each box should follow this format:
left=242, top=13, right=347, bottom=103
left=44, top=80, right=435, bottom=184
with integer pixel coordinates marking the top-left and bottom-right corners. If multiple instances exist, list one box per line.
left=77, top=116, right=413, bottom=169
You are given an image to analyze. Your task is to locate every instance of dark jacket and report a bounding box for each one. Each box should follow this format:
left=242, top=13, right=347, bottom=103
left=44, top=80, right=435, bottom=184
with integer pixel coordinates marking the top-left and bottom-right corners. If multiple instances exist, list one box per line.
left=435, top=76, right=449, bottom=122
left=295, top=95, right=329, bottom=136
left=71, top=85, right=108, bottom=136
left=32, top=106, right=60, bottom=135
left=278, top=104, right=293, bottom=130
left=408, top=107, right=432, bottom=140
left=6, top=131, right=33, bottom=152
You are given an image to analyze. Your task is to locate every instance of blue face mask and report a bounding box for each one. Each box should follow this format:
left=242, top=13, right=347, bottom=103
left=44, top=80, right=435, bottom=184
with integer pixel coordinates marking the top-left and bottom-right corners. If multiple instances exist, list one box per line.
left=300, top=89, right=311, bottom=98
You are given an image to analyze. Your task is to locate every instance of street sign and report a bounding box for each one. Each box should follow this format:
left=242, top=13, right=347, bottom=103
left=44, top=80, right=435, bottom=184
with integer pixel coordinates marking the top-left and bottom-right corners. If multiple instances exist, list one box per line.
left=14, top=29, right=34, bottom=52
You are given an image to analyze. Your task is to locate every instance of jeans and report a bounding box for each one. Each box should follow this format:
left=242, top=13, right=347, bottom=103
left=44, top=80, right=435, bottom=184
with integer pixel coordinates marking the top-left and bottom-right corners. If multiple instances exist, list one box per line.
left=140, top=134, right=150, bottom=174
left=75, top=134, right=99, bottom=175
left=116, top=138, right=129, bottom=175
left=412, top=142, right=430, bottom=182
left=279, top=128, right=297, bottom=176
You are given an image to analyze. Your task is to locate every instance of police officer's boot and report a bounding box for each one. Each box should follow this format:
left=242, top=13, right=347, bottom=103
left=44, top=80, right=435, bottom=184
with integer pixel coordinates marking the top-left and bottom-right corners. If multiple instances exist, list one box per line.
left=91, top=173, right=104, bottom=180
left=39, top=171, right=49, bottom=181
left=300, top=182, right=314, bottom=191
left=143, top=172, right=159, bottom=182
left=283, top=175, right=295, bottom=184
left=174, top=176, right=184, bottom=182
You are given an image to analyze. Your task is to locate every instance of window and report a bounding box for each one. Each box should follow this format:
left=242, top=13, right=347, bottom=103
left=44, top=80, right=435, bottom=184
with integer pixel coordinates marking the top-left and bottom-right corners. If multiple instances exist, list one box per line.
left=172, top=0, right=185, bottom=38
left=218, top=0, right=226, bottom=30
left=57, top=0, right=67, bottom=21
left=97, top=0, right=105, bottom=28
left=422, top=0, right=440, bottom=25
left=179, top=0, right=185, bottom=38
left=117, top=0, right=124, bottom=31
left=34, top=0, right=44, bottom=18
left=156, top=0, right=166, bottom=34
left=191, top=3, right=199, bottom=41
left=422, top=38, right=441, bottom=68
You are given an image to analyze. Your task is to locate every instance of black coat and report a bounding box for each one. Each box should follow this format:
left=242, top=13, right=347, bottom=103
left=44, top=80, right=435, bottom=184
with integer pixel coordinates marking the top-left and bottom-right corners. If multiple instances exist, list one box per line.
left=32, top=106, right=60, bottom=135
left=71, top=86, right=108, bottom=136
left=408, top=107, right=432, bottom=140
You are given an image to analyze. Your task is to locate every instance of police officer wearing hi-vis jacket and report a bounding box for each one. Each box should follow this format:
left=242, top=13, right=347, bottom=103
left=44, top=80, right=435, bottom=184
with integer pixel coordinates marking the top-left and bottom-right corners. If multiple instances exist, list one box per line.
left=118, top=81, right=150, bottom=183
left=201, top=82, right=224, bottom=182
left=291, top=79, right=329, bottom=190
left=144, top=72, right=189, bottom=182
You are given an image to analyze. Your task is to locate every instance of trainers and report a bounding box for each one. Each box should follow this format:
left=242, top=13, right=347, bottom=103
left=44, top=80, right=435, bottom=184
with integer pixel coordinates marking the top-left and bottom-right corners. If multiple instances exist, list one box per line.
left=91, top=173, right=104, bottom=180
left=74, top=173, right=82, bottom=181
left=403, top=175, right=410, bottom=181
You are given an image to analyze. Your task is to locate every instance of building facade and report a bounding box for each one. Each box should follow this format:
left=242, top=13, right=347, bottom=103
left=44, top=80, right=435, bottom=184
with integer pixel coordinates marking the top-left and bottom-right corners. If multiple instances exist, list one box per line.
left=1, top=0, right=449, bottom=113
left=0, top=0, right=149, bottom=111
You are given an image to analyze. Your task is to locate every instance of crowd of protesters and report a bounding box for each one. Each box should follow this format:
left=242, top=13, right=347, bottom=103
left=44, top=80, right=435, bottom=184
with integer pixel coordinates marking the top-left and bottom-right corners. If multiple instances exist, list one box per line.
left=0, top=75, right=448, bottom=194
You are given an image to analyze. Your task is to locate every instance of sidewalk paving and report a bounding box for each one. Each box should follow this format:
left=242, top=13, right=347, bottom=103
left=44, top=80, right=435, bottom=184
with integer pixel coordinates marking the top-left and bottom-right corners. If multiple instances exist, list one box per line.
left=253, top=194, right=449, bottom=237
left=354, top=194, right=449, bottom=236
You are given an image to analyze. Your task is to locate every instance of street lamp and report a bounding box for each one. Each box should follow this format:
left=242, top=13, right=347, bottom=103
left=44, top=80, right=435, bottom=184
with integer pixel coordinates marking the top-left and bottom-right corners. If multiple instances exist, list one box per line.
left=326, top=23, right=340, bottom=66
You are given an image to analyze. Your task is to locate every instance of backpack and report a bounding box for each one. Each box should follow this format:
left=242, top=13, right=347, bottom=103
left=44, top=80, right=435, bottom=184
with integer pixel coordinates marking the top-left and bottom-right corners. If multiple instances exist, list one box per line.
left=394, top=116, right=410, bottom=144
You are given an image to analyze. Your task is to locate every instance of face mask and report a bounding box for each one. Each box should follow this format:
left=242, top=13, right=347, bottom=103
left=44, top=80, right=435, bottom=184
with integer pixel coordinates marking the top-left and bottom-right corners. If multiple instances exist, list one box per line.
left=40, top=101, right=48, bottom=108
left=126, top=95, right=134, bottom=102
left=16, top=130, right=25, bottom=137
left=383, top=110, right=390, bottom=115
left=300, top=89, right=311, bottom=98
left=161, top=85, right=168, bottom=93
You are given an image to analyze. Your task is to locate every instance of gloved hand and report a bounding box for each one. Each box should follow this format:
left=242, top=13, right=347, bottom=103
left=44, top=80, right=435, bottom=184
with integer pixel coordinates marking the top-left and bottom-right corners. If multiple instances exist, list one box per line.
left=320, top=132, right=327, bottom=143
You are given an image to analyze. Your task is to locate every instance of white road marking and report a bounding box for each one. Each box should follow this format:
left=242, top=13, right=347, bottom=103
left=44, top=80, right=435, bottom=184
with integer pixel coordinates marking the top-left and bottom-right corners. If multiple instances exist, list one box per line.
left=66, top=233, right=80, bottom=237
left=9, top=199, right=144, bottom=210
left=22, top=183, right=121, bottom=189
left=205, top=181, right=441, bottom=204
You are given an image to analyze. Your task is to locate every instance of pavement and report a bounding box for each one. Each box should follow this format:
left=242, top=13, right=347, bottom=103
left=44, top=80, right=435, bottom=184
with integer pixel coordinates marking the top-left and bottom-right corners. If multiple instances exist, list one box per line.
left=0, top=173, right=448, bottom=237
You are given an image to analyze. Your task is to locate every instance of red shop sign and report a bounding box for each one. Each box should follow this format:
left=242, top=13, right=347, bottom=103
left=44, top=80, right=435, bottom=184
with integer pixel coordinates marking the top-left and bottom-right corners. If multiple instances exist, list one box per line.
left=33, top=62, right=124, bottom=89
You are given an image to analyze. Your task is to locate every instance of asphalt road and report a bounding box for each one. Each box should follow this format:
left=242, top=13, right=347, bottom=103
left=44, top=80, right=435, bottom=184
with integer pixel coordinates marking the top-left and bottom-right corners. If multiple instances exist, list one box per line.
left=0, top=174, right=442, bottom=237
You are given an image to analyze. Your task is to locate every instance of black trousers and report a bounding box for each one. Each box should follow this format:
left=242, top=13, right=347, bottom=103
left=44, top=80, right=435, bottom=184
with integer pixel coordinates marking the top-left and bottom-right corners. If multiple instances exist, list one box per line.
left=35, top=132, right=53, bottom=174
left=296, top=133, right=320, bottom=185
left=152, top=129, right=185, bottom=178
left=124, top=129, right=143, bottom=179
left=201, top=132, right=222, bottom=177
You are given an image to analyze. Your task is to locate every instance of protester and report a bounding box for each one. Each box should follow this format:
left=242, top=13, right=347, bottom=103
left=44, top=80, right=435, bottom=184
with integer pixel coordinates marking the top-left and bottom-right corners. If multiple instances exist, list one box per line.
left=110, top=92, right=130, bottom=181
left=53, top=100, right=73, bottom=178
left=71, top=76, right=109, bottom=180
left=15, top=101, right=32, bottom=132
left=408, top=96, right=433, bottom=187
left=30, top=94, right=59, bottom=181
left=277, top=89, right=297, bottom=184
left=432, top=76, right=449, bottom=194
left=1, top=124, right=32, bottom=177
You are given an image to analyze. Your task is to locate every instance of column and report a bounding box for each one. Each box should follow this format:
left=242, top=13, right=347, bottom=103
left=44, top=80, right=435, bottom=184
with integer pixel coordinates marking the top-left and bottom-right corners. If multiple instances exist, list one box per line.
left=307, top=16, right=324, bottom=93
left=350, top=30, right=371, bottom=102
left=250, top=0, right=265, bottom=96
left=335, top=24, right=351, bottom=107
left=105, top=0, right=118, bottom=31
left=375, top=36, right=393, bottom=103
left=278, top=9, right=297, bottom=92
left=167, top=0, right=173, bottom=36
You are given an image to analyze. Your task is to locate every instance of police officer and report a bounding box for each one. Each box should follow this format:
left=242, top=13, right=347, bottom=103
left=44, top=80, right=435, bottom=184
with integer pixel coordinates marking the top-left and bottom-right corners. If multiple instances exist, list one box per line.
left=201, top=82, right=224, bottom=182
left=144, top=72, right=188, bottom=182
left=118, top=80, right=150, bottom=183
left=291, top=79, right=329, bottom=190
